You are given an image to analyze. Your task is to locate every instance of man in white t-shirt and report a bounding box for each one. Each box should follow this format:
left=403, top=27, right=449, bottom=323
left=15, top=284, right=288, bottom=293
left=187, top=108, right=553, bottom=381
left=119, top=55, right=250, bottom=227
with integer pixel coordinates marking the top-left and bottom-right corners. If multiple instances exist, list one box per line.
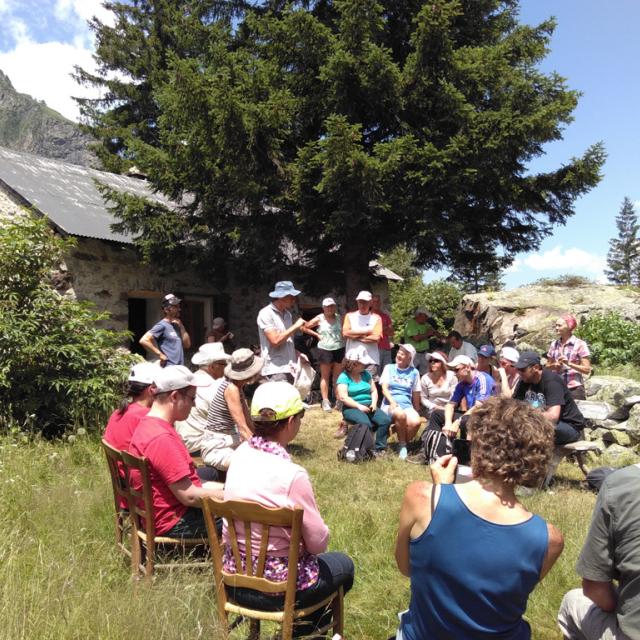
left=342, top=290, right=382, bottom=373
left=447, top=330, right=478, bottom=363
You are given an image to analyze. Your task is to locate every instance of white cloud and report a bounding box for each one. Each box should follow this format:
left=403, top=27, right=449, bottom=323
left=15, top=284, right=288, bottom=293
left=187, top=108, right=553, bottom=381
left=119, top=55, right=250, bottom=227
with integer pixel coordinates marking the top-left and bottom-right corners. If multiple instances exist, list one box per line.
left=0, top=38, right=98, bottom=121
left=54, top=0, right=115, bottom=30
left=520, top=245, right=606, bottom=279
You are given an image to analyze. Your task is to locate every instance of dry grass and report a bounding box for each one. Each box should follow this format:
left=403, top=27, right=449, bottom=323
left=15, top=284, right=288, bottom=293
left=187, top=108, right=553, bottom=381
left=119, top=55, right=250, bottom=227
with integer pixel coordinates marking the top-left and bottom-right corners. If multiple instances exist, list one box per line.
left=0, top=409, right=598, bottom=639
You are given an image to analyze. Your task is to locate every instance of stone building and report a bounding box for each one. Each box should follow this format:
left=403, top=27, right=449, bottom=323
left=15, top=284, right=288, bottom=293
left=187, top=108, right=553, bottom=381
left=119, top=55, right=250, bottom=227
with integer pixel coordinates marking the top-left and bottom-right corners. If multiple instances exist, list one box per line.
left=0, top=146, right=400, bottom=359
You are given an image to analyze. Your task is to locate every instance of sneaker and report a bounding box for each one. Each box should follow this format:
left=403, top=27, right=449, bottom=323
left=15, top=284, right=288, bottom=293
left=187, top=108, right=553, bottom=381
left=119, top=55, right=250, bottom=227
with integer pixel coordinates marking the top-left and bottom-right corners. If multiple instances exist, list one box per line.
left=373, top=449, right=387, bottom=459
left=406, top=451, right=427, bottom=465
left=398, top=446, right=408, bottom=461
left=321, top=399, right=332, bottom=412
left=334, top=399, right=343, bottom=411
left=333, top=422, right=348, bottom=439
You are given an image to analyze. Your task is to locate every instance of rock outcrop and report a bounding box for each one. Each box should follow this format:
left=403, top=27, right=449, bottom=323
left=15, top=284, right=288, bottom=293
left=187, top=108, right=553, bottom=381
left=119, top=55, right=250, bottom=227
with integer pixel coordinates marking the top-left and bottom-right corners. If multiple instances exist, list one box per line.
left=453, top=284, right=640, bottom=350
left=0, top=70, right=96, bottom=168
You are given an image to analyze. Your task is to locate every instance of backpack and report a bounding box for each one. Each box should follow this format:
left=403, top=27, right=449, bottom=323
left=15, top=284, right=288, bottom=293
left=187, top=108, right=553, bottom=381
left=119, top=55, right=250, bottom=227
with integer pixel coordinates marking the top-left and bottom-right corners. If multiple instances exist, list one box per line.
left=422, top=429, right=452, bottom=465
left=337, top=423, right=375, bottom=463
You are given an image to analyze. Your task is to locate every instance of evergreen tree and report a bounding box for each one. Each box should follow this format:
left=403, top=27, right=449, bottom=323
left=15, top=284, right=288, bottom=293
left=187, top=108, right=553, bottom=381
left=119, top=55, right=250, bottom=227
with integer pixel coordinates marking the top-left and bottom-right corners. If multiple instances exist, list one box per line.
left=605, top=197, right=640, bottom=286
left=77, top=1, right=605, bottom=296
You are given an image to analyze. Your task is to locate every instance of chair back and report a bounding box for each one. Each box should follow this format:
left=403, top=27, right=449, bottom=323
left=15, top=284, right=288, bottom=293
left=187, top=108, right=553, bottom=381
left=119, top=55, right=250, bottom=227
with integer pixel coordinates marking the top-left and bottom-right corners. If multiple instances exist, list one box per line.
left=121, top=450, right=157, bottom=540
left=101, top=439, right=130, bottom=511
left=202, top=498, right=304, bottom=612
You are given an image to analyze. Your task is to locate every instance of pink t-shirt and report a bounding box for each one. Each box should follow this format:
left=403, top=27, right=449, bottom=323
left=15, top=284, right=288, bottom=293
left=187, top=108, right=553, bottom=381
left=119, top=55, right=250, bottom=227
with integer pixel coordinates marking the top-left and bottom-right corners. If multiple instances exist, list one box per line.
left=104, top=403, right=149, bottom=509
left=128, top=416, right=202, bottom=535
left=223, top=440, right=329, bottom=558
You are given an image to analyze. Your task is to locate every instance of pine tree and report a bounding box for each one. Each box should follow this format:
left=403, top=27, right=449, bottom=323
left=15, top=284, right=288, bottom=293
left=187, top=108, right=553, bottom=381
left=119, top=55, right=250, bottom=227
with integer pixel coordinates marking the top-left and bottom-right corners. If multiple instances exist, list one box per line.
left=605, top=197, right=640, bottom=286
left=77, top=1, right=605, bottom=296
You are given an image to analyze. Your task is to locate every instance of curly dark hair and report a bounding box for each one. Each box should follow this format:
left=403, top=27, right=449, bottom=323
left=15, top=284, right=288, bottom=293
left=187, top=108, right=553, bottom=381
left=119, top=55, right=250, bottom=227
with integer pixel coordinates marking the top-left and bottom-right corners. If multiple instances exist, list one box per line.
left=467, top=396, right=554, bottom=488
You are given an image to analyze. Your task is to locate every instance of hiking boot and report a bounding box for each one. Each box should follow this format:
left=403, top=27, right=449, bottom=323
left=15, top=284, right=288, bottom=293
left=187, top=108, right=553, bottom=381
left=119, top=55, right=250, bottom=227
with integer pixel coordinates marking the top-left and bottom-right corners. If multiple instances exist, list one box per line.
left=406, top=451, right=427, bottom=465
left=333, top=422, right=348, bottom=439
left=321, top=399, right=332, bottom=412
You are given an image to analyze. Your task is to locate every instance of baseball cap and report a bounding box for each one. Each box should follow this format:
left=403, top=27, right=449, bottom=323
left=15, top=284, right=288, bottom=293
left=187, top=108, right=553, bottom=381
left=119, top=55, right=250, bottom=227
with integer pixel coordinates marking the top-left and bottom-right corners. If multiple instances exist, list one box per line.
left=153, top=365, right=210, bottom=393
left=415, top=307, right=429, bottom=316
left=356, top=291, right=372, bottom=301
left=478, top=344, right=496, bottom=358
left=447, top=355, right=474, bottom=369
left=345, top=345, right=376, bottom=365
left=128, top=362, right=158, bottom=385
left=161, top=293, right=181, bottom=308
left=500, top=347, right=520, bottom=364
left=514, top=351, right=541, bottom=370
left=212, top=317, right=225, bottom=328
left=251, top=381, right=304, bottom=421
left=322, top=297, right=336, bottom=307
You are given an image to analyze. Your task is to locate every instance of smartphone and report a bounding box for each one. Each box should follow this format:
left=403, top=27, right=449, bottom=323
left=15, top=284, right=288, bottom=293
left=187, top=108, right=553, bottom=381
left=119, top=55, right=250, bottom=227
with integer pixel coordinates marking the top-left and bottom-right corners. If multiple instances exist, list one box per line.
left=453, top=439, right=471, bottom=466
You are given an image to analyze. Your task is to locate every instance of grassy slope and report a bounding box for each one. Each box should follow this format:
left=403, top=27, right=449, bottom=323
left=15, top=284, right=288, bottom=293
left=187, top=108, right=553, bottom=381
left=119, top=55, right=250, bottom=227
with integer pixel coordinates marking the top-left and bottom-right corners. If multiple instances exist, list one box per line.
left=0, top=410, right=597, bottom=640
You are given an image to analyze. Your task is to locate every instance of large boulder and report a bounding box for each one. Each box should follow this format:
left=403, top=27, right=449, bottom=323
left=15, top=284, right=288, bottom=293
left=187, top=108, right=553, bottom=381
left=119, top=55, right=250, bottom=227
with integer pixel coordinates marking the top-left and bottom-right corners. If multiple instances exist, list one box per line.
left=586, top=376, right=640, bottom=421
left=453, top=284, right=640, bottom=350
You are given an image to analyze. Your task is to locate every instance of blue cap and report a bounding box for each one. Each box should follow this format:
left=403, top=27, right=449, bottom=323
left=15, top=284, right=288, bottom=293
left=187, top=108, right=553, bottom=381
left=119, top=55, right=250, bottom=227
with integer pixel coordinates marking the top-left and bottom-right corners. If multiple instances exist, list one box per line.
left=478, top=344, right=496, bottom=358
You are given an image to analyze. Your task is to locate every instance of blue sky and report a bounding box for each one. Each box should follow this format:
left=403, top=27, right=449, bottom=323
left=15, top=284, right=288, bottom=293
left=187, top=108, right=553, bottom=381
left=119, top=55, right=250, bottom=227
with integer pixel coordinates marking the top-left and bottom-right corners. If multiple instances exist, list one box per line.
left=0, top=0, right=637, bottom=289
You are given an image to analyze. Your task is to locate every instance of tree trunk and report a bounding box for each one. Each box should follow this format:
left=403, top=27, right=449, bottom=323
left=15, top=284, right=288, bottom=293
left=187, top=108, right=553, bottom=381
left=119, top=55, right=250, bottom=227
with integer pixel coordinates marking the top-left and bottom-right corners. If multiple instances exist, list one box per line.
left=343, top=247, right=372, bottom=310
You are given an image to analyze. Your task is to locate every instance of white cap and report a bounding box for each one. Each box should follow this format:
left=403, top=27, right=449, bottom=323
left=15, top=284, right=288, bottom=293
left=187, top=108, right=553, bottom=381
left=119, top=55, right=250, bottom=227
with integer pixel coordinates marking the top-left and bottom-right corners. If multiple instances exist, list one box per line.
left=153, top=365, right=211, bottom=393
left=355, top=290, right=372, bottom=301
left=322, top=297, right=336, bottom=307
left=500, top=346, right=520, bottom=364
left=447, top=355, right=474, bottom=369
left=128, top=362, right=158, bottom=385
left=398, top=343, right=416, bottom=365
left=415, top=307, right=429, bottom=316
left=191, top=342, right=231, bottom=366
left=345, top=345, right=375, bottom=365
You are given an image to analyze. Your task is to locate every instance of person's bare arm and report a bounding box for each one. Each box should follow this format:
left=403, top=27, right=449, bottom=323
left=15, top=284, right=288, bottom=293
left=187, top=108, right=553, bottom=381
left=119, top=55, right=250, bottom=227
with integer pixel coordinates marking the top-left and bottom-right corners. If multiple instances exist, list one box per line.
left=264, top=317, right=306, bottom=347
left=559, top=355, right=592, bottom=376
left=539, top=523, right=564, bottom=580
left=175, top=319, right=191, bottom=349
left=225, top=383, right=253, bottom=441
left=582, top=578, right=617, bottom=612
left=337, top=382, right=369, bottom=412
left=412, top=391, right=421, bottom=413
left=139, top=331, right=167, bottom=364
left=370, top=378, right=379, bottom=410
left=395, top=481, right=431, bottom=577
left=443, top=402, right=457, bottom=437
left=301, top=316, right=322, bottom=341
left=381, top=382, right=397, bottom=409
left=543, top=404, right=561, bottom=424
left=360, top=316, right=383, bottom=343
left=169, top=477, right=224, bottom=507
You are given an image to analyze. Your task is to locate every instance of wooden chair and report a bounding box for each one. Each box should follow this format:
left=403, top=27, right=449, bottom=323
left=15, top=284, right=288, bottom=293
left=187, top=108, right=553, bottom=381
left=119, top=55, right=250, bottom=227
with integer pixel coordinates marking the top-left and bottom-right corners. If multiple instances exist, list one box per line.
left=120, top=450, right=209, bottom=579
left=202, top=497, right=344, bottom=640
left=101, top=439, right=131, bottom=558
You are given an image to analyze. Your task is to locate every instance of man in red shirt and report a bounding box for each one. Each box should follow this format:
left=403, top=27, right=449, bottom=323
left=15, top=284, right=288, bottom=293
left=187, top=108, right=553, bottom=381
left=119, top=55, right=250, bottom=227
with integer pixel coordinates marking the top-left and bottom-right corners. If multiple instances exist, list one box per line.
left=128, top=365, right=224, bottom=538
left=372, top=293, right=394, bottom=371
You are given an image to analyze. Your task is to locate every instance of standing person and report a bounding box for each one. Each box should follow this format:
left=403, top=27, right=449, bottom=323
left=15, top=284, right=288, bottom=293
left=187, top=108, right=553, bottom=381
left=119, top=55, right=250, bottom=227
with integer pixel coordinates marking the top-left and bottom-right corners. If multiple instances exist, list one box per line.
left=257, top=281, right=306, bottom=383
left=199, top=348, right=263, bottom=477
left=206, top=316, right=235, bottom=352
left=336, top=346, right=391, bottom=456
left=513, top=351, right=585, bottom=445
left=175, top=342, right=230, bottom=454
left=558, top=464, right=640, bottom=640
left=395, top=397, right=564, bottom=640
left=404, top=308, right=440, bottom=375
left=496, top=346, right=520, bottom=398
left=139, top=293, right=191, bottom=367
left=302, top=297, right=345, bottom=412
left=222, top=382, right=354, bottom=636
left=128, top=366, right=223, bottom=538
left=419, top=351, right=457, bottom=417
left=380, top=344, right=421, bottom=460
left=342, top=290, right=382, bottom=374
left=447, top=330, right=478, bottom=363
left=372, top=293, right=394, bottom=371
left=547, top=314, right=592, bottom=400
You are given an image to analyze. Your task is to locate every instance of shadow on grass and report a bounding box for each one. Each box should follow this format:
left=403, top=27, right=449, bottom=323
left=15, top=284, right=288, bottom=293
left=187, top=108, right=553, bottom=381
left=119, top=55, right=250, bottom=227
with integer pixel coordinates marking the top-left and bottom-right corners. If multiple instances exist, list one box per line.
left=287, top=443, right=315, bottom=459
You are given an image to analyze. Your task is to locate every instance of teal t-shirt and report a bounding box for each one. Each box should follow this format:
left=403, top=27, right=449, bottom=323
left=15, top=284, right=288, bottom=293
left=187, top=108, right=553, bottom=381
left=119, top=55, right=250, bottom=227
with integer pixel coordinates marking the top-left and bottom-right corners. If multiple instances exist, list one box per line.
left=337, top=370, right=372, bottom=405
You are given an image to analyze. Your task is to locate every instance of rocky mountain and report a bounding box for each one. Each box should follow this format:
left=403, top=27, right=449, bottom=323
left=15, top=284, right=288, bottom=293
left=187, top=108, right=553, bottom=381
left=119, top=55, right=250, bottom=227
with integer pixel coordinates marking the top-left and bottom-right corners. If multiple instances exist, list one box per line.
left=0, top=70, right=96, bottom=167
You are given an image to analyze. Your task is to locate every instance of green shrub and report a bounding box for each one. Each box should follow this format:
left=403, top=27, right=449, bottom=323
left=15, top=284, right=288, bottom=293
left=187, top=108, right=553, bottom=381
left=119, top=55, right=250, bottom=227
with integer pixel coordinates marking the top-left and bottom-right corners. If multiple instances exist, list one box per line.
left=0, top=215, right=137, bottom=436
left=532, top=274, right=596, bottom=287
left=576, top=312, right=640, bottom=368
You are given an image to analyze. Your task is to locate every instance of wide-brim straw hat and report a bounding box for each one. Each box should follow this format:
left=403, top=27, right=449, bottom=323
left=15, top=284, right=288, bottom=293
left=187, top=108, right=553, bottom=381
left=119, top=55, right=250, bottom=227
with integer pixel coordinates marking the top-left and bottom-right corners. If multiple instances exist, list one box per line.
left=191, top=342, right=231, bottom=366
left=224, top=348, right=264, bottom=381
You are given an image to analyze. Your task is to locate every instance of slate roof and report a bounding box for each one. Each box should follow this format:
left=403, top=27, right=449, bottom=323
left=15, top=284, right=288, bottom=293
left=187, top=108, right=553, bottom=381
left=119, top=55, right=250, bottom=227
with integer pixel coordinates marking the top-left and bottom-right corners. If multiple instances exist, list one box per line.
left=0, top=146, right=172, bottom=244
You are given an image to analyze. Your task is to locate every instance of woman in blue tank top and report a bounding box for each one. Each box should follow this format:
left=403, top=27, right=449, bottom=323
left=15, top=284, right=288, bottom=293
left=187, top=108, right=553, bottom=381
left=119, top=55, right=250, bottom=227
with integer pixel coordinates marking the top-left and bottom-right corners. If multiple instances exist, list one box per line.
left=395, top=396, right=564, bottom=640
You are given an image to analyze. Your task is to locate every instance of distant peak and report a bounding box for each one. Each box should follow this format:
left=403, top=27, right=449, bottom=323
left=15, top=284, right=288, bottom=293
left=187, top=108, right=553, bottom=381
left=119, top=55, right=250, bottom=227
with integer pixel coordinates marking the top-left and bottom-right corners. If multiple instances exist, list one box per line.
left=0, top=69, right=15, bottom=90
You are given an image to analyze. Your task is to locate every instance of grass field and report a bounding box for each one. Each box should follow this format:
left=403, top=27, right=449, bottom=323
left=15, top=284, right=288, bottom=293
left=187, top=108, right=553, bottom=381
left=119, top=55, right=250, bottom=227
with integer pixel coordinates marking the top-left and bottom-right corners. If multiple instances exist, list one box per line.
left=0, top=409, right=599, bottom=640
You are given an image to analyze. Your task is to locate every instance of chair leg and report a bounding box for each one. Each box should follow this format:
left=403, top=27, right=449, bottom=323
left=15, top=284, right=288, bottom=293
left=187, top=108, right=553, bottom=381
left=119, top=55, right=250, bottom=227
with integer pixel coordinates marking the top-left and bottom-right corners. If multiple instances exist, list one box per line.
left=574, top=451, right=591, bottom=477
left=542, top=449, right=563, bottom=488
left=144, top=541, right=154, bottom=580
left=332, top=587, right=344, bottom=636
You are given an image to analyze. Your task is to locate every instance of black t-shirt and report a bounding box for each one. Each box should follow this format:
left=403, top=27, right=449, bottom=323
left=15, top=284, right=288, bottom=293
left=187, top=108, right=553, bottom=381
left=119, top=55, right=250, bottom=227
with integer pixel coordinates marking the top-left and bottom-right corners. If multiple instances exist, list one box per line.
left=513, top=368, right=584, bottom=428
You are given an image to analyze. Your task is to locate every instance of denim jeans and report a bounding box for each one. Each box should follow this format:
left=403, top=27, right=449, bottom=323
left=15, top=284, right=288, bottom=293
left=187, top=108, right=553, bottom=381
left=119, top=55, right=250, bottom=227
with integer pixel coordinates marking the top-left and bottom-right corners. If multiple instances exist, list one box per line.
left=342, top=407, right=391, bottom=451
left=163, top=507, right=221, bottom=538
left=227, top=552, right=354, bottom=637
left=555, top=420, right=581, bottom=445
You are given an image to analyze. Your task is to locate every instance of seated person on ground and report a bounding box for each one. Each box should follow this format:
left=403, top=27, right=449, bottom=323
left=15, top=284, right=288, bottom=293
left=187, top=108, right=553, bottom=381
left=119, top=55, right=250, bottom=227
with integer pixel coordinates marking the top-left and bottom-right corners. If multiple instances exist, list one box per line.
left=558, top=464, right=640, bottom=640
left=425, top=355, right=496, bottom=458
left=380, top=343, right=422, bottom=460
left=175, top=343, right=230, bottom=454
left=496, top=346, right=520, bottom=398
left=199, top=349, right=262, bottom=479
left=476, top=344, right=500, bottom=382
left=512, top=351, right=584, bottom=444
left=336, top=346, right=391, bottom=455
left=447, top=330, right=478, bottom=363
left=419, top=351, right=457, bottom=417
left=223, top=382, right=354, bottom=636
left=128, top=366, right=223, bottom=538
left=395, top=397, right=564, bottom=640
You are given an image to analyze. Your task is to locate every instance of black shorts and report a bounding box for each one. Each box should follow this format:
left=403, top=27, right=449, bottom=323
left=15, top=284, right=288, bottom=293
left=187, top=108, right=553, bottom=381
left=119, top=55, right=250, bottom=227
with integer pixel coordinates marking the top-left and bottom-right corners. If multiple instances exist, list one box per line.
left=316, top=347, right=345, bottom=365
